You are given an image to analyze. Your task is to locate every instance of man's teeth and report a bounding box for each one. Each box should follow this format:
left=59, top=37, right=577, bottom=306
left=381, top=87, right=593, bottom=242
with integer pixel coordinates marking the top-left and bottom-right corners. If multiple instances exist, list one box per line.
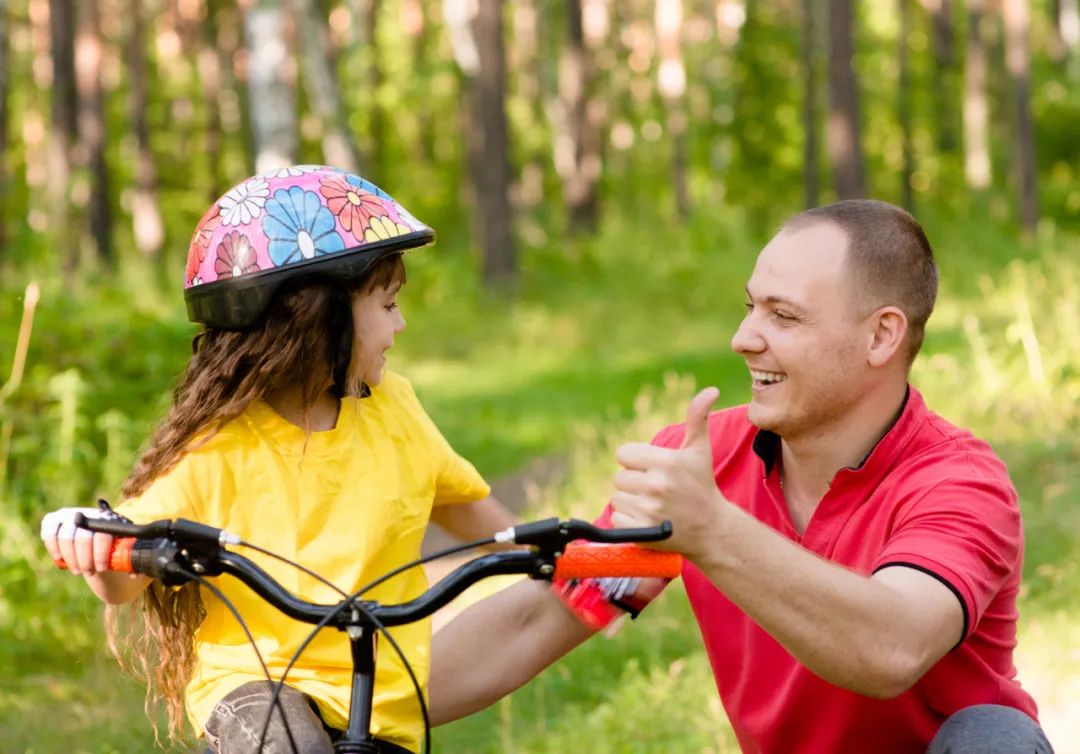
left=750, top=370, right=786, bottom=384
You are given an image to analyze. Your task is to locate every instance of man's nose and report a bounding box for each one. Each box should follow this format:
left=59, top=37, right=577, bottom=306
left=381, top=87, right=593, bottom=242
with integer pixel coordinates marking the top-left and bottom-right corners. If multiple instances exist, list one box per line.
left=730, top=316, right=764, bottom=355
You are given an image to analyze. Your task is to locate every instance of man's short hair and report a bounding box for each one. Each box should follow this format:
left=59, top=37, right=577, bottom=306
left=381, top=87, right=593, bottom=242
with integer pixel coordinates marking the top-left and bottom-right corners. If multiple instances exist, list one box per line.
left=784, top=199, right=938, bottom=364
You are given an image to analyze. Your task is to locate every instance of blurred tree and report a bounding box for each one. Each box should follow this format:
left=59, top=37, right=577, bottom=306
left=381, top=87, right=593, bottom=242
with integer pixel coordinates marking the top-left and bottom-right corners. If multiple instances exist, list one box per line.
left=128, top=0, right=164, bottom=258
left=244, top=0, right=297, bottom=173
left=350, top=0, right=383, bottom=177
left=1002, top=0, right=1037, bottom=233
left=899, top=0, right=914, bottom=211
left=48, top=0, right=78, bottom=272
left=75, top=0, right=112, bottom=263
left=508, top=0, right=546, bottom=211
left=826, top=0, right=866, bottom=198
left=0, top=0, right=8, bottom=249
left=964, top=0, right=991, bottom=190
left=1050, top=0, right=1080, bottom=64
left=656, top=0, right=690, bottom=219
left=197, top=1, right=224, bottom=201
left=921, top=0, right=959, bottom=153
left=556, top=0, right=603, bottom=232
left=292, top=0, right=361, bottom=172
left=402, top=0, right=437, bottom=163
left=216, top=1, right=253, bottom=184
left=801, top=0, right=820, bottom=208
left=446, top=0, right=516, bottom=283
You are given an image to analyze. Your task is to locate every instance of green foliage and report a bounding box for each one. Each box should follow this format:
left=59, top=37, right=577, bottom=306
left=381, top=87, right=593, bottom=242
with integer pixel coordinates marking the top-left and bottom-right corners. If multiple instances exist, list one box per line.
left=1, top=0, right=1079, bottom=749
left=3, top=203, right=1079, bottom=751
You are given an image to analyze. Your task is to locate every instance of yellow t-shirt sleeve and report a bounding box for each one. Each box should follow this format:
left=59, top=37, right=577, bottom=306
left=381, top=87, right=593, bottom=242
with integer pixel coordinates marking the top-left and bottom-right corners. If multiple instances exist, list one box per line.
left=394, top=374, right=490, bottom=506
left=115, top=452, right=204, bottom=524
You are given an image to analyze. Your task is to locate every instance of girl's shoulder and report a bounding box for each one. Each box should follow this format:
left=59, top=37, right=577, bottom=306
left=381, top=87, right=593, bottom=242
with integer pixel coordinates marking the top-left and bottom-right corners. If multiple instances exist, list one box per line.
left=367, top=369, right=422, bottom=411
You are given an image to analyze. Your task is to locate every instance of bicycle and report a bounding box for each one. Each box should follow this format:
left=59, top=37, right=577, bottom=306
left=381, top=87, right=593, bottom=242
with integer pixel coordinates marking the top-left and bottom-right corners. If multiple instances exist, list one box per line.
left=69, top=512, right=683, bottom=754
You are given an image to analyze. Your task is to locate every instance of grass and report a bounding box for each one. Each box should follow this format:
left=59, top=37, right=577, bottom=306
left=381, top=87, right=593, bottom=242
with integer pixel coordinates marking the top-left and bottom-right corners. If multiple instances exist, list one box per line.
left=2, top=207, right=1079, bottom=752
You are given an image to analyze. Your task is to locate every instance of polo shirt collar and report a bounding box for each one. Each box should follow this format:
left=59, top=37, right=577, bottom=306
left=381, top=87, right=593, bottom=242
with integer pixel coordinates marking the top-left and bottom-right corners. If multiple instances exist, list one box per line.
left=752, top=386, right=925, bottom=486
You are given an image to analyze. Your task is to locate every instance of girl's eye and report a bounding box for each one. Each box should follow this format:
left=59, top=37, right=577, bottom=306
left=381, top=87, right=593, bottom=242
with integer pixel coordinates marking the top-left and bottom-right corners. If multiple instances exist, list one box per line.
left=386, top=302, right=399, bottom=312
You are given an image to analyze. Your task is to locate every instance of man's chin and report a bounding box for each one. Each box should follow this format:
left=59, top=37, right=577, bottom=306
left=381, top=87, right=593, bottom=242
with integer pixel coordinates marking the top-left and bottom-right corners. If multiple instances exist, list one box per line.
left=747, top=405, right=781, bottom=433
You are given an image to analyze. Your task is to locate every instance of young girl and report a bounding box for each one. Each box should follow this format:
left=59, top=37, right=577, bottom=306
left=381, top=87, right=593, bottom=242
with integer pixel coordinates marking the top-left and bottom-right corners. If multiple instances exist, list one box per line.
left=39, top=166, right=516, bottom=753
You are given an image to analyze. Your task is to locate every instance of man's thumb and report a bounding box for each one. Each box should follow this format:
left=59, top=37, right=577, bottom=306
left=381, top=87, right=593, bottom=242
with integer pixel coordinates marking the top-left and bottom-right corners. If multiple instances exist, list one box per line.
left=680, top=387, right=720, bottom=449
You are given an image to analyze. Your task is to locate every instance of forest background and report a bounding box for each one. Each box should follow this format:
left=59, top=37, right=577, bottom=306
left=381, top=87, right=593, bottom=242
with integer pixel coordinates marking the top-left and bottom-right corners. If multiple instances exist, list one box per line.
left=1, top=0, right=1079, bottom=752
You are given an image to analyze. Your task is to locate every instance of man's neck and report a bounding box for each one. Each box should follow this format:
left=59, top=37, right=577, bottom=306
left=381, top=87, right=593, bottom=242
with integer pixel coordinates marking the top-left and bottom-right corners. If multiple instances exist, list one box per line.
left=779, top=381, right=908, bottom=524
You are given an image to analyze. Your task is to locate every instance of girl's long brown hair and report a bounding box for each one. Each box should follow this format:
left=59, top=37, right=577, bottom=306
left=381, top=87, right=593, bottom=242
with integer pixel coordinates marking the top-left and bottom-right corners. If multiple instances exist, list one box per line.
left=107, top=255, right=405, bottom=741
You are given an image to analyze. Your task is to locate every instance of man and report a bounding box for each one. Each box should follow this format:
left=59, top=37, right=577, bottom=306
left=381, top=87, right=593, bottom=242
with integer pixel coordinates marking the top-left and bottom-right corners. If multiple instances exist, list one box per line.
left=429, top=200, right=1052, bottom=753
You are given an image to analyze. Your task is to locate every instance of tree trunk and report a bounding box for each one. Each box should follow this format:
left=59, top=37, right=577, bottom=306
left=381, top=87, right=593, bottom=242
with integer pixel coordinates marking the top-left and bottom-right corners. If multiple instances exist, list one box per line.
left=826, top=0, right=866, bottom=199
left=48, top=0, right=78, bottom=272
left=404, top=0, right=436, bottom=162
left=510, top=0, right=545, bottom=208
left=1050, top=0, right=1080, bottom=62
left=963, top=0, right=991, bottom=189
left=1063, top=0, right=1080, bottom=61
left=351, top=0, right=383, bottom=177
left=75, top=0, right=111, bottom=263
left=657, top=0, right=690, bottom=219
left=801, top=0, right=820, bottom=208
left=0, top=0, right=9, bottom=250
left=899, top=0, right=914, bottom=210
left=557, top=0, right=602, bottom=231
left=1002, top=0, right=1037, bottom=233
left=918, top=0, right=958, bottom=153
left=293, top=0, right=361, bottom=172
left=197, top=2, right=223, bottom=201
left=245, top=0, right=297, bottom=173
left=128, top=0, right=164, bottom=257
left=215, top=1, right=249, bottom=186
left=446, top=0, right=516, bottom=283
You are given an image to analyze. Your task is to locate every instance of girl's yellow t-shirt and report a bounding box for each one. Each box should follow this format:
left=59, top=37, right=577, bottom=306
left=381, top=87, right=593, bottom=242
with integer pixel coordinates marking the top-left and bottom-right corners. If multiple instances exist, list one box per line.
left=117, top=370, right=490, bottom=752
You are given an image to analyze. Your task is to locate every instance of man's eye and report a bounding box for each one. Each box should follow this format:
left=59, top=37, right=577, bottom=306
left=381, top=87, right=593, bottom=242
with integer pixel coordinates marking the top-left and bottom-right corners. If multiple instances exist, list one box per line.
left=743, top=302, right=754, bottom=312
left=774, top=311, right=795, bottom=321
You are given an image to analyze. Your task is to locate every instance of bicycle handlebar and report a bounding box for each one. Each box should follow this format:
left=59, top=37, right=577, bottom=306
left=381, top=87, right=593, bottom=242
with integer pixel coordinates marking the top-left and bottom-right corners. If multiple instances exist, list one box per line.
left=64, top=514, right=682, bottom=630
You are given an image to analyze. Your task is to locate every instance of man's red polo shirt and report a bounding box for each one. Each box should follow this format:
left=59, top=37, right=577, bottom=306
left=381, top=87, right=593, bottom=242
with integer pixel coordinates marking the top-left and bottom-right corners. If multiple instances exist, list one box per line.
left=612, top=388, right=1036, bottom=753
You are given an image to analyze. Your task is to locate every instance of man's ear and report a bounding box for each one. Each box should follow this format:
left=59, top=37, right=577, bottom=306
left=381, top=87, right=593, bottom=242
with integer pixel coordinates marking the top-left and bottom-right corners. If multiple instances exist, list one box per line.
left=867, top=306, right=908, bottom=367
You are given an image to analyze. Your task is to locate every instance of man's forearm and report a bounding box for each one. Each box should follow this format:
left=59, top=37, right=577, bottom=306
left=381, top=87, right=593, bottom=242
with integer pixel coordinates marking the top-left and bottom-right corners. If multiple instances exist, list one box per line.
left=429, top=579, right=596, bottom=725
left=695, top=504, right=959, bottom=698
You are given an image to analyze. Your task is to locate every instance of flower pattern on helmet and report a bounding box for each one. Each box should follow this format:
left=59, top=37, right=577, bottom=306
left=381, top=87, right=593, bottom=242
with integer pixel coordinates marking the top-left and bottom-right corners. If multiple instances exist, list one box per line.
left=214, top=230, right=261, bottom=279
left=262, top=186, right=346, bottom=266
left=183, top=166, right=433, bottom=293
left=271, top=165, right=322, bottom=178
left=186, top=205, right=221, bottom=286
left=219, top=177, right=271, bottom=226
left=365, top=215, right=411, bottom=243
left=319, top=173, right=388, bottom=234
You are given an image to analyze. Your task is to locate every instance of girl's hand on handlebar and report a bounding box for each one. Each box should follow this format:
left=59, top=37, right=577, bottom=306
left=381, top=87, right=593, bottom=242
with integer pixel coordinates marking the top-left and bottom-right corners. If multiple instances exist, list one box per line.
left=40, top=507, right=120, bottom=575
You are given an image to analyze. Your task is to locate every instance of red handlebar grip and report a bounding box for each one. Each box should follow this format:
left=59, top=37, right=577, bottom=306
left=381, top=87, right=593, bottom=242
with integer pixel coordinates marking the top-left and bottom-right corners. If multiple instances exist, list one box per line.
left=108, top=538, right=136, bottom=573
left=53, top=537, right=136, bottom=572
left=554, top=543, right=683, bottom=580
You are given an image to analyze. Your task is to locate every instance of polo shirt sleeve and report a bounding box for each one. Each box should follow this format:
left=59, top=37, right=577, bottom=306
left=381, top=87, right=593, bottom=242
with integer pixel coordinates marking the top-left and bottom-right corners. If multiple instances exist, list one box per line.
left=397, top=378, right=490, bottom=506
left=871, top=460, right=1021, bottom=642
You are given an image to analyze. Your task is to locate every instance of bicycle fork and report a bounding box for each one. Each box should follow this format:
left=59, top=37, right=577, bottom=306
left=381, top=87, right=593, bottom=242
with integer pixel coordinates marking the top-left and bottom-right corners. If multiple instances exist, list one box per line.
left=336, top=622, right=380, bottom=754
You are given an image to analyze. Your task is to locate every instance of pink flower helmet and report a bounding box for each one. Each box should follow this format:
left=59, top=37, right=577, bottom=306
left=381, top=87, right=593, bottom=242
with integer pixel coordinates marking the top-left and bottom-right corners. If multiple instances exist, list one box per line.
left=183, top=165, right=434, bottom=328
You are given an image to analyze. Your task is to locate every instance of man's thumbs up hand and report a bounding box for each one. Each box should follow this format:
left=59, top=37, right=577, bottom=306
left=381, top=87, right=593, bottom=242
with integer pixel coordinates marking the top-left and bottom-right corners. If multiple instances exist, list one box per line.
left=611, top=387, right=725, bottom=561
